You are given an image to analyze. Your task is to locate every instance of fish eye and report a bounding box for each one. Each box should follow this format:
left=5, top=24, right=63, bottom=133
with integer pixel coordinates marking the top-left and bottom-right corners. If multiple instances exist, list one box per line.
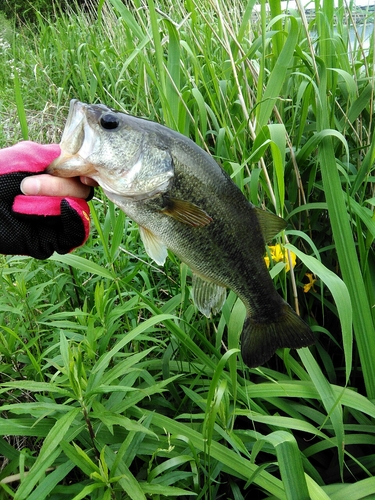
left=100, top=113, right=120, bottom=130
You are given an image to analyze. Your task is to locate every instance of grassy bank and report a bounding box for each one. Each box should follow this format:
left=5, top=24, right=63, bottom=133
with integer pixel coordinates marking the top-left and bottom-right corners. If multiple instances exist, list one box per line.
left=0, top=0, right=375, bottom=498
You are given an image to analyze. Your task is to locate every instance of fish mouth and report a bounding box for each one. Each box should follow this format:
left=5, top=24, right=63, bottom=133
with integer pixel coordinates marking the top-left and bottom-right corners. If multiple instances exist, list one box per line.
left=47, top=100, right=98, bottom=177
left=60, top=99, right=85, bottom=155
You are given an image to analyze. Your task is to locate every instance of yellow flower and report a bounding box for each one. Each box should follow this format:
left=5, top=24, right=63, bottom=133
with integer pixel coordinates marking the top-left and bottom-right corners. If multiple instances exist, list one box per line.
left=303, top=273, right=317, bottom=293
left=264, top=244, right=296, bottom=272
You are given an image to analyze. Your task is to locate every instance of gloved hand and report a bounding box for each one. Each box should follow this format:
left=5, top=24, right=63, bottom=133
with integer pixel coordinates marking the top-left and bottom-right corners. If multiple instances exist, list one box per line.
left=0, top=141, right=91, bottom=259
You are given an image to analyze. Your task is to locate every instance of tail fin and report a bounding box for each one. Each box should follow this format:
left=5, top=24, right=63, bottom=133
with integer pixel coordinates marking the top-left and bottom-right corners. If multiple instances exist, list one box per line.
left=241, top=304, right=315, bottom=368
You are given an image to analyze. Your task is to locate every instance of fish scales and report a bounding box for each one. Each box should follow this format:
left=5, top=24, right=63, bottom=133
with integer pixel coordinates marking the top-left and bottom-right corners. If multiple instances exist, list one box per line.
left=47, top=100, right=315, bottom=367
left=119, top=155, right=280, bottom=317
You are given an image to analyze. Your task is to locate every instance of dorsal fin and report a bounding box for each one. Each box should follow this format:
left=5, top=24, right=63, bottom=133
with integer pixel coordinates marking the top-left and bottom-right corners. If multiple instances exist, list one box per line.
left=254, top=207, right=287, bottom=243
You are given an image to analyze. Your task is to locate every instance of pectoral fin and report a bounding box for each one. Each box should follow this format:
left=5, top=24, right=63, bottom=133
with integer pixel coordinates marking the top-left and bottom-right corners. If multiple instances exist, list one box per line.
left=139, top=226, right=168, bottom=265
left=161, top=198, right=212, bottom=227
left=191, top=273, right=226, bottom=317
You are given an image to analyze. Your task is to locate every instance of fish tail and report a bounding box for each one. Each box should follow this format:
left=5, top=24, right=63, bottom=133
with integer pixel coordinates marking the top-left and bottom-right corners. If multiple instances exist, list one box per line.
left=240, top=303, right=315, bottom=368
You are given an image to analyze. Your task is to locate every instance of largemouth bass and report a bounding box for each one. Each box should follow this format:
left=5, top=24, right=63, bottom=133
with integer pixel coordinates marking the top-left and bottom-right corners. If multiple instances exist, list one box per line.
left=48, top=99, right=315, bottom=367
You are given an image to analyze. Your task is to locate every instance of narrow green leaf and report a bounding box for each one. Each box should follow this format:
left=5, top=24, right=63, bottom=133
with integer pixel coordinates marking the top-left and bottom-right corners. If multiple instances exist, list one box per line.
left=298, top=348, right=345, bottom=479
left=14, top=408, right=80, bottom=500
left=256, top=16, right=298, bottom=130
left=49, top=253, right=116, bottom=280
left=71, top=483, right=105, bottom=500
left=286, top=244, right=353, bottom=380
left=316, top=61, right=375, bottom=398
left=328, top=477, right=375, bottom=500
left=26, top=460, right=75, bottom=500
left=268, top=123, right=286, bottom=212
left=318, top=143, right=375, bottom=396
left=347, top=197, right=375, bottom=239
left=92, top=314, right=177, bottom=375
left=236, top=410, right=327, bottom=438
left=107, top=0, right=144, bottom=39
left=60, top=441, right=99, bottom=477
left=245, top=381, right=375, bottom=418
left=148, top=455, right=195, bottom=481
left=13, top=70, right=28, bottom=140
left=104, top=447, right=147, bottom=500
left=165, top=18, right=181, bottom=124
left=191, top=88, right=208, bottom=140
left=0, top=403, right=72, bottom=416
left=93, top=408, right=157, bottom=437
left=141, top=483, right=197, bottom=496
left=132, top=408, right=286, bottom=498
left=265, top=431, right=310, bottom=500
left=295, top=129, right=349, bottom=165
left=343, top=82, right=373, bottom=127
left=0, top=381, right=73, bottom=398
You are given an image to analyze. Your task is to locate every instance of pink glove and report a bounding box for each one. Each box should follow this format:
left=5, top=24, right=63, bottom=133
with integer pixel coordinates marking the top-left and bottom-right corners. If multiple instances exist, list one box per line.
left=0, top=141, right=90, bottom=259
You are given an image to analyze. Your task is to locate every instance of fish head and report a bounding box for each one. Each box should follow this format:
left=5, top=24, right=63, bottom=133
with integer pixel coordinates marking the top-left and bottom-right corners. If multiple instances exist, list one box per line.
left=47, top=100, right=174, bottom=200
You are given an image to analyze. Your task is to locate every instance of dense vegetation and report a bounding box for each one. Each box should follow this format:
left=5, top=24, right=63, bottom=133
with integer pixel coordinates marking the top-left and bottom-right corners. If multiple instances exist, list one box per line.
left=0, top=0, right=374, bottom=498
left=0, top=0, right=88, bottom=24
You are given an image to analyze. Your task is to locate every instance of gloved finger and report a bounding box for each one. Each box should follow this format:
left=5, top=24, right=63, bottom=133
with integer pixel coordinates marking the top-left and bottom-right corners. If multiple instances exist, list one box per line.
left=59, top=198, right=91, bottom=252
left=0, top=172, right=29, bottom=202
left=10, top=196, right=90, bottom=258
left=0, top=200, right=72, bottom=259
left=0, top=200, right=50, bottom=258
left=0, top=142, right=61, bottom=174
left=13, top=195, right=90, bottom=225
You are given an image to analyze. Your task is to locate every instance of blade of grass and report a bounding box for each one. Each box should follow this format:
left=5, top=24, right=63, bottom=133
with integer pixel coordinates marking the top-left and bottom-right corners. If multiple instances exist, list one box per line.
left=316, top=61, right=375, bottom=398
left=286, top=243, right=353, bottom=381
left=268, top=123, right=286, bottom=214
left=26, top=460, right=75, bottom=500
left=13, top=70, right=28, bottom=140
left=298, top=348, right=345, bottom=480
left=327, top=477, right=375, bottom=500
left=14, top=408, right=80, bottom=500
left=132, top=408, right=287, bottom=498
left=265, top=431, right=310, bottom=500
left=256, top=15, right=298, bottom=131
left=48, top=253, right=115, bottom=280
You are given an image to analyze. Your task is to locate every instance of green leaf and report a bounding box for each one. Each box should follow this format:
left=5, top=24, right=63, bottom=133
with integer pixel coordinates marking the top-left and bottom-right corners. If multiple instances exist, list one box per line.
left=265, top=431, right=310, bottom=500
left=268, top=123, right=286, bottom=212
left=26, top=461, right=75, bottom=500
left=104, top=446, right=147, bottom=500
left=92, top=407, right=157, bottom=438
left=14, top=408, right=80, bottom=500
left=298, top=349, right=345, bottom=479
left=285, top=244, right=353, bottom=381
left=141, top=483, right=197, bottom=496
left=256, top=16, right=298, bottom=130
left=13, top=69, right=28, bottom=140
left=60, top=441, right=100, bottom=477
left=132, top=408, right=286, bottom=498
left=92, top=314, right=177, bottom=375
left=316, top=133, right=375, bottom=397
left=49, top=253, right=115, bottom=280
left=327, top=477, right=375, bottom=500
left=0, top=381, right=73, bottom=398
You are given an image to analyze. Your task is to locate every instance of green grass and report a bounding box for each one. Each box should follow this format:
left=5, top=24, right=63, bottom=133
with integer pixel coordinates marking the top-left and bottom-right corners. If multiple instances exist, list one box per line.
left=0, top=0, right=375, bottom=498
